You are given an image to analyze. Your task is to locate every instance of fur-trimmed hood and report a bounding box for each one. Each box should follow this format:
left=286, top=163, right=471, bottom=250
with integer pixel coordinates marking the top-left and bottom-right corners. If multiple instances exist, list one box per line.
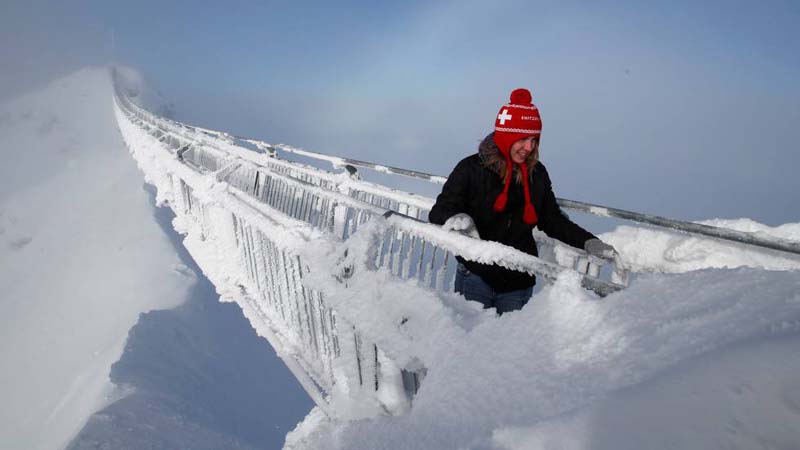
left=478, top=133, right=538, bottom=184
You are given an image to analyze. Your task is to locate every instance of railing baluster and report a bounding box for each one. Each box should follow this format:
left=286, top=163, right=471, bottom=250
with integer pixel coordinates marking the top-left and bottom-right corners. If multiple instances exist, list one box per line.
left=266, top=175, right=278, bottom=207
left=313, top=193, right=324, bottom=231
left=300, top=191, right=313, bottom=223
left=427, top=246, right=439, bottom=290
left=245, top=225, right=262, bottom=291
left=396, top=230, right=408, bottom=278
left=437, top=251, right=451, bottom=292
left=289, top=185, right=301, bottom=220
left=416, top=237, right=428, bottom=286
left=403, top=234, right=417, bottom=279
left=277, top=182, right=290, bottom=214
left=266, top=239, right=288, bottom=322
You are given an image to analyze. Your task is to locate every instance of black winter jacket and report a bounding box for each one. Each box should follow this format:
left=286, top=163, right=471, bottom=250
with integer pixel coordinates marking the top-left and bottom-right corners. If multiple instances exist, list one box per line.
left=428, top=134, right=595, bottom=293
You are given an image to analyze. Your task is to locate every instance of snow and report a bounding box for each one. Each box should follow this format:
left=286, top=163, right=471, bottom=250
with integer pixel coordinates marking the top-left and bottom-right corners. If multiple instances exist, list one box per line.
left=115, top=96, right=345, bottom=413
left=492, top=333, right=800, bottom=450
left=287, top=258, right=800, bottom=449
left=588, top=206, right=611, bottom=218
left=0, top=67, right=195, bottom=449
left=66, top=205, right=314, bottom=449
left=4, top=62, right=795, bottom=450
left=600, top=218, right=800, bottom=274
left=271, top=216, right=800, bottom=449
left=112, top=79, right=800, bottom=449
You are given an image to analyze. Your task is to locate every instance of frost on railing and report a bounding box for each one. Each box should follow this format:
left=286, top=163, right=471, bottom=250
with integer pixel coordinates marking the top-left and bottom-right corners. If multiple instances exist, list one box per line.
left=114, top=87, right=426, bottom=418
left=111, top=69, right=628, bottom=420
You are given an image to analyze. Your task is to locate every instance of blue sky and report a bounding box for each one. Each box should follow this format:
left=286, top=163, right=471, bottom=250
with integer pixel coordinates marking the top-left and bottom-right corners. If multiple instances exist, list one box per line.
left=3, top=0, right=799, bottom=225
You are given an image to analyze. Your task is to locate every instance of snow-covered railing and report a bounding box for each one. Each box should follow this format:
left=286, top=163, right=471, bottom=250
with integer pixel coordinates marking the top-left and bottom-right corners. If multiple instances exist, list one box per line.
left=111, top=69, right=629, bottom=419
left=556, top=199, right=800, bottom=256
left=119, top=83, right=800, bottom=262
left=232, top=134, right=800, bottom=258
left=373, top=211, right=627, bottom=296
left=115, top=91, right=419, bottom=418
left=114, top=87, right=625, bottom=285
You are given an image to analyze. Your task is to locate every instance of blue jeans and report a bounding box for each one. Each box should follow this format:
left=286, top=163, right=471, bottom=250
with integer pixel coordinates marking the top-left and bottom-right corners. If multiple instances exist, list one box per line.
left=454, top=263, right=533, bottom=315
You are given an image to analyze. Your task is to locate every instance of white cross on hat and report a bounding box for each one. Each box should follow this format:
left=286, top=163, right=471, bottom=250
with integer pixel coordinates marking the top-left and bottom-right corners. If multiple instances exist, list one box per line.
left=497, top=109, right=512, bottom=125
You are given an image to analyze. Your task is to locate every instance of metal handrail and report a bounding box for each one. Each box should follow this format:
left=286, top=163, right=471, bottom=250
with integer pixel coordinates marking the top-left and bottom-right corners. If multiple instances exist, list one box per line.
left=243, top=139, right=449, bottom=184
left=235, top=140, right=800, bottom=258
left=383, top=211, right=626, bottom=296
left=557, top=199, right=800, bottom=256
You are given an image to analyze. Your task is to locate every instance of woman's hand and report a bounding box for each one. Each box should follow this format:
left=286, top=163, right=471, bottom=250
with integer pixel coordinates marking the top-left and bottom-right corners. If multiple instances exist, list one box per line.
left=584, top=238, right=617, bottom=259
left=442, top=213, right=481, bottom=239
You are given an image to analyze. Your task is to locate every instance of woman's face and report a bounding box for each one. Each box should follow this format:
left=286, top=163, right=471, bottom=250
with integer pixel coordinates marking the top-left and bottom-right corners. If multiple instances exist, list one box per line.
left=509, top=136, right=539, bottom=164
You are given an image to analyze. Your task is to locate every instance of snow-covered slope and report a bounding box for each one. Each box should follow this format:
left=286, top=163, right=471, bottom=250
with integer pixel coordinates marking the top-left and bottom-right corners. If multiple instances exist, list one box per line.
left=0, top=67, right=195, bottom=449
left=66, top=204, right=314, bottom=450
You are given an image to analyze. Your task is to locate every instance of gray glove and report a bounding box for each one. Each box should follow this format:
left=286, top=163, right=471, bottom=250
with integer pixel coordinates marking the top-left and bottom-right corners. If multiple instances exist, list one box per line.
left=584, top=238, right=617, bottom=259
left=442, top=213, right=480, bottom=239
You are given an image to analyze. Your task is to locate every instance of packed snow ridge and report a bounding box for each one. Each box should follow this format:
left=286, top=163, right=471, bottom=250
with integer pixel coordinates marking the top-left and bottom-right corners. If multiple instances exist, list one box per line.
left=0, top=67, right=195, bottom=450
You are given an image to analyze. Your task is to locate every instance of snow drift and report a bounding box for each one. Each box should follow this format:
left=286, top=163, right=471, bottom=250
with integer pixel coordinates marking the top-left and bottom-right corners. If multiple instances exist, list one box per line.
left=285, top=221, right=800, bottom=449
left=0, top=67, right=195, bottom=449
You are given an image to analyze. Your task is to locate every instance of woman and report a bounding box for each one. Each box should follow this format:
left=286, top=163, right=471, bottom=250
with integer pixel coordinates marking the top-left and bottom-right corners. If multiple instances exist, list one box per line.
left=428, top=88, right=616, bottom=314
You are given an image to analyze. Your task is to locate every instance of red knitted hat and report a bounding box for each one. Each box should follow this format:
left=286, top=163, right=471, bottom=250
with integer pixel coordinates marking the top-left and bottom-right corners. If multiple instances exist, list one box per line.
left=493, top=88, right=542, bottom=154
left=491, top=88, right=542, bottom=225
